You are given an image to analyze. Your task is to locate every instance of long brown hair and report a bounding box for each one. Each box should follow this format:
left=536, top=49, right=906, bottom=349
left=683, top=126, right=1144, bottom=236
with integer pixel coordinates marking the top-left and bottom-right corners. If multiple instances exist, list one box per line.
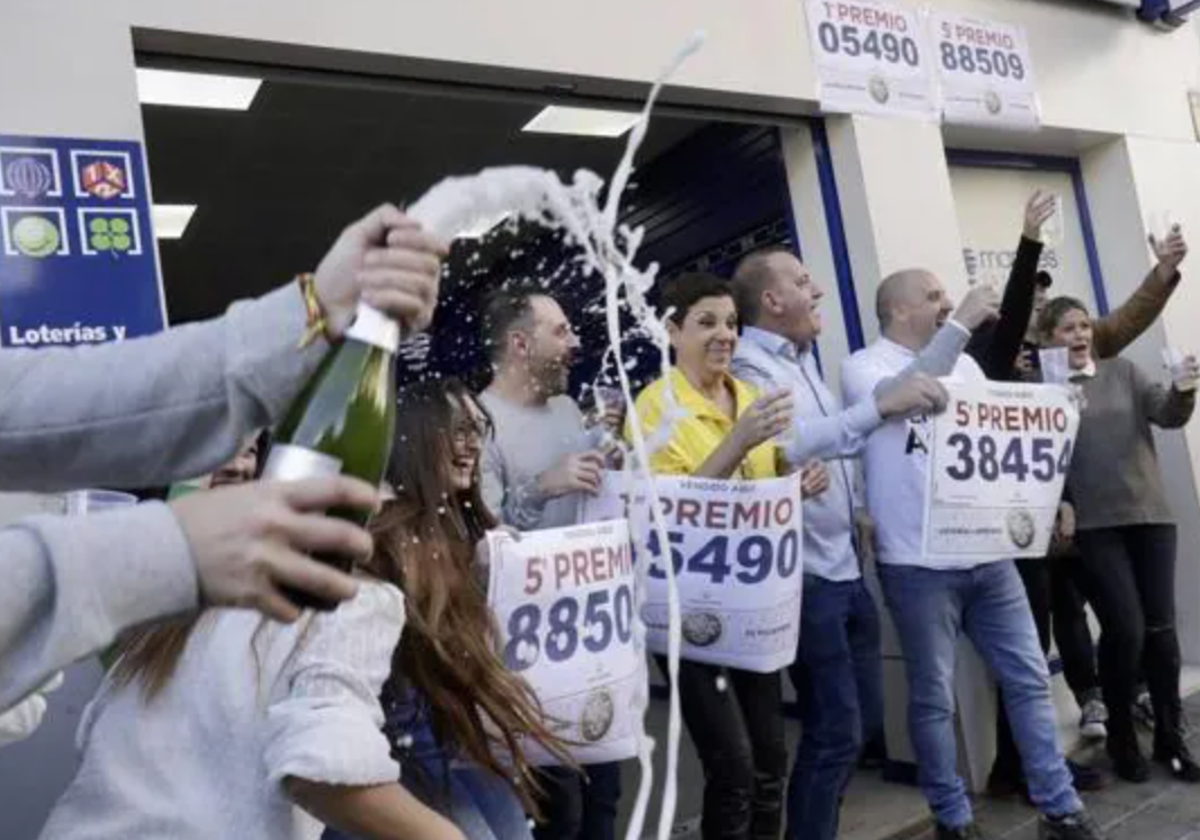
left=370, top=378, right=572, bottom=812
left=112, top=378, right=572, bottom=813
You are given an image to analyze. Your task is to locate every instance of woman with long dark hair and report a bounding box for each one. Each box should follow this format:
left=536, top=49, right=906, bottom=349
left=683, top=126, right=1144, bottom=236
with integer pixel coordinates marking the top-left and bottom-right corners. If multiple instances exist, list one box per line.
left=40, top=378, right=568, bottom=840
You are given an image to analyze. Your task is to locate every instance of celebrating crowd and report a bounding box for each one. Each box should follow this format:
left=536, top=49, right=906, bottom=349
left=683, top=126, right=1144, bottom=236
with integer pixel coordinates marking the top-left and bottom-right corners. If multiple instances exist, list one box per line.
left=0, top=190, right=1196, bottom=840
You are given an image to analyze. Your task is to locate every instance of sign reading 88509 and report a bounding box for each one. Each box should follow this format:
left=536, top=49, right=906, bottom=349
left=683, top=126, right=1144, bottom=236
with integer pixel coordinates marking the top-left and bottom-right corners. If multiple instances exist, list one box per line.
left=936, top=21, right=1027, bottom=80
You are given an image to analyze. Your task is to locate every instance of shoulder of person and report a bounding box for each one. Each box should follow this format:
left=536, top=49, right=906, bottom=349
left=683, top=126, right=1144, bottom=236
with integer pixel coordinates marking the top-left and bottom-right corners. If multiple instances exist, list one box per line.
left=548, top=394, right=584, bottom=417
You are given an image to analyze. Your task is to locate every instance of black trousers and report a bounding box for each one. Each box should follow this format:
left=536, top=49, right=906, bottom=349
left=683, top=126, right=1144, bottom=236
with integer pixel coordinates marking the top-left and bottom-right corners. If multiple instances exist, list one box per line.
left=1073, top=525, right=1185, bottom=757
left=992, top=552, right=1099, bottom=781
left=656, top=657, right=788, bottom=840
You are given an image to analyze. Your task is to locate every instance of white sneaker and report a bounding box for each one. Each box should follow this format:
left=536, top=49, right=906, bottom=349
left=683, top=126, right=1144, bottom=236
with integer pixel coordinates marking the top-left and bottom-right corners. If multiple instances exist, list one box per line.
left=1080, top=698, right=1108, bottom=741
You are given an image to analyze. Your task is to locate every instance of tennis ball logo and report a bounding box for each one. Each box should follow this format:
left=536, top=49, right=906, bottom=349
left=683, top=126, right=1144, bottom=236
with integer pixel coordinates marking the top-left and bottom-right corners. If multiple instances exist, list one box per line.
left=12, top=216, right=60, bottom=258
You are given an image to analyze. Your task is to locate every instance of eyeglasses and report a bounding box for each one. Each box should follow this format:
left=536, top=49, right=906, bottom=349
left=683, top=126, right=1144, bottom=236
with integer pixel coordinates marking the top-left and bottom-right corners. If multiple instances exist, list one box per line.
left=450, top=420, right=488, bottom=446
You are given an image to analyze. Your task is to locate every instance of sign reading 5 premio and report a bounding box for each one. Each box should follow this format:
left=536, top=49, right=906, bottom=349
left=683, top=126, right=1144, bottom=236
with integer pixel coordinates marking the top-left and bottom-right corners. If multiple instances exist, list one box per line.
left=932, top=13, right=1039, bottom=129
left=804, top=0, right=938, bottom=120
left=924, top=379, right=1077, bottom=564
left=487, top=519, right=646, bottom=764
left=0, top=135, right=165, bottom=348
left=583, top=472, right=803, bottom=673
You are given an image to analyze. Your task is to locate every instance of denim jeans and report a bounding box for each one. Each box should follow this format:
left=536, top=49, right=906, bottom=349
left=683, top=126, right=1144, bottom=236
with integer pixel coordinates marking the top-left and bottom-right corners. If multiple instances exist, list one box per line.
left=656, top=657, right=788, bottom=840
left=533, top=762, right=622, bottom=840
left=878, top=561, right=1080, bottom=828
left=786, top=576, right=883, bottom=840
left=323, top=693, right=531, bottom=840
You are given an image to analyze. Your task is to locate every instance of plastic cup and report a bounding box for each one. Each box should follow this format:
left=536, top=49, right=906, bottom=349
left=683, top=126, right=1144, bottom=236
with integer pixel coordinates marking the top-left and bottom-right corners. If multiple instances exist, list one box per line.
left=1162, top=347, right=1198, bottom=393
left=1038, top=347, right=1071, bottom=385
left=1041, top=193, right=1065, bottom=248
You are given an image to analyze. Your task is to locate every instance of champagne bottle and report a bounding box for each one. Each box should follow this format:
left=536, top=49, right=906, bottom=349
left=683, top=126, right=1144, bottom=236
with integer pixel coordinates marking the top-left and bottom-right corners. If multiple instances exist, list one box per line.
left=262, top=302, right=399, bottom=610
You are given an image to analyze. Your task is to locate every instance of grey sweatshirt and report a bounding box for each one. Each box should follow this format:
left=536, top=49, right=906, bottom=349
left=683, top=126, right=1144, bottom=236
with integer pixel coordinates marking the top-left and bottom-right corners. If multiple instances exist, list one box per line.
left=1067, top=357, right=1195, bottom=531
left=479, top=391, right=593, bottom=531
left=0, top=284, right=325, bottom=711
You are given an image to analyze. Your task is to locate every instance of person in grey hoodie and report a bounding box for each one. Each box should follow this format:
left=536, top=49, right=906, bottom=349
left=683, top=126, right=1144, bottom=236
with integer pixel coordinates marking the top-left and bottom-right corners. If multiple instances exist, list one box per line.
left=0, top=203, right=447, bottom=714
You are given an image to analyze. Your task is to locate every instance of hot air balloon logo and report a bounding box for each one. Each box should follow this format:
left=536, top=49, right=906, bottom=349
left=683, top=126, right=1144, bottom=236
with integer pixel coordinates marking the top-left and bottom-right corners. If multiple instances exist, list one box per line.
left=0, top=148, right=61, bottom=199
left=4, top=157, right=54, bottom=198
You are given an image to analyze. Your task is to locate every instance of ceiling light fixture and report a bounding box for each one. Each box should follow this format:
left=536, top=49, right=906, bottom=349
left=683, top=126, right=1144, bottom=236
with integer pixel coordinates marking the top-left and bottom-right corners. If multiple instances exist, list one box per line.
left=152, top=204, right=197, bottom=240
left=522, top=106, right=640, bottom=138
left=136, top=68, right=261, bottom=111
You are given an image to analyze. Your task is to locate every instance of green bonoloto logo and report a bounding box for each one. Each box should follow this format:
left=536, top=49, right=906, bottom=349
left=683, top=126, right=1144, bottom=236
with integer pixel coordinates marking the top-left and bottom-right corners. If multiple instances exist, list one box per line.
left=88, top=216, right=133, bottom=256
left=12, top=216, right=61, bottom=258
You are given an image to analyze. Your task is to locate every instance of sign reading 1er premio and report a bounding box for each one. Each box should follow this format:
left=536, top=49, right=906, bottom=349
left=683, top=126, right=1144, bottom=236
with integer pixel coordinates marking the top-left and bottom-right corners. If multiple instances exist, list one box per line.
left=488, top=519, right=646, bottom=765
left=0, top=135, right=165, bottom=348
left=932, top=14, right=1038, bottom=129
left=804, top=0, right=938, bottom=120
left=924, top=379, right=1077, bottom=563
left=583, top=472, right=803, bottom=673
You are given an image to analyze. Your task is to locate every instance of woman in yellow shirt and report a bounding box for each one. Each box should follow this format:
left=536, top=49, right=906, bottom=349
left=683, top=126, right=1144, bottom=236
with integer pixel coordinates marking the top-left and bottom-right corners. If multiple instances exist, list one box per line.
left=629, top=272, right=795, bottom=840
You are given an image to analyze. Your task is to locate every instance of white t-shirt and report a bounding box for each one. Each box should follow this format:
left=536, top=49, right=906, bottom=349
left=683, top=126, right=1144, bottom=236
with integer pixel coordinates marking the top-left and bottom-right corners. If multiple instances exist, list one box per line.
left=841, top=337, right=986, bottom=570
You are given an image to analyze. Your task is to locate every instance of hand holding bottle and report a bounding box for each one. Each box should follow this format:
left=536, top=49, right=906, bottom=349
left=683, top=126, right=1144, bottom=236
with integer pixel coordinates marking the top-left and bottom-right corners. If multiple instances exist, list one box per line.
left=312, top=204, right=449, bottom=340
left=170, top=475, right=379, bottom=623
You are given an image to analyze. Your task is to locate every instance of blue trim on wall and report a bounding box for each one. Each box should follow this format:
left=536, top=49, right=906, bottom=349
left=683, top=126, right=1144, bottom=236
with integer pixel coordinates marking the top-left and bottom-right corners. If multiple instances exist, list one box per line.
left=944, top=149, right=1110, bottom=317
left=810, top=122, right=867, bottom=351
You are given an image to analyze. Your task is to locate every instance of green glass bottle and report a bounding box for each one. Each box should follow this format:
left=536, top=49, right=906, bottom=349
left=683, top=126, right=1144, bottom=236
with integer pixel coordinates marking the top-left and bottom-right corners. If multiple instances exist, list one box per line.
left=262, top=303, right=399, bottom=610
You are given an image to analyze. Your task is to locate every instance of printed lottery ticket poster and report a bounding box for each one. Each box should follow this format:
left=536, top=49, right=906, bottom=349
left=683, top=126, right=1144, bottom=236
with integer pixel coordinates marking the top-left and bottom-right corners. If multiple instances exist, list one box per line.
left=583, top=473, right=803, bottom=673
left=487, top=519, right=646, bottom=765
left=932, top=13, right=1039, bottom=129
left=924, top=379, right=1078, bottom=562
left=804, top=0, right=939, bottom=120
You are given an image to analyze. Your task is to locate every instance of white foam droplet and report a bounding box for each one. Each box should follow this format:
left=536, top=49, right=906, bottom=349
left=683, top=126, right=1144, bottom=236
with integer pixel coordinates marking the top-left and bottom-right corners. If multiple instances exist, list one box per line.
left=715, top=675, right=728, bottom=693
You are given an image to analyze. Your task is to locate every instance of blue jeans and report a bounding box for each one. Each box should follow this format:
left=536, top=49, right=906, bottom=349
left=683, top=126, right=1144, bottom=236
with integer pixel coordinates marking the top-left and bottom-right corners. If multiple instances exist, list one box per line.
left=324, top=694, right=531, bottom=840
left=878, top=561, right=1080, bottom=829
left=787, top=576, right=884, bottom=840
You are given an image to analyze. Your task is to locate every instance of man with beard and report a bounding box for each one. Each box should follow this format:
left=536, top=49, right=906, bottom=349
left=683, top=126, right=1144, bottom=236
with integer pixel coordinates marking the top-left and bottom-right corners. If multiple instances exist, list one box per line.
left=478, top=285, right=622, bottom=840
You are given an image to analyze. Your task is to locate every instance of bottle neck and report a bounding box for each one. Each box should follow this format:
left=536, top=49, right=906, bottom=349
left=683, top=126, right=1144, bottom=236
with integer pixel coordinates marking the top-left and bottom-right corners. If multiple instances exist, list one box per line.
left=344, top=302, right=400, bottom=354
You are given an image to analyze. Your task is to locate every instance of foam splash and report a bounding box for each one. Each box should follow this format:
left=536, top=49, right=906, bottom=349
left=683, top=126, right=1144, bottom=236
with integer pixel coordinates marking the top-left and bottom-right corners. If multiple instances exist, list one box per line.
left=408, top=31, right=706, bottom=840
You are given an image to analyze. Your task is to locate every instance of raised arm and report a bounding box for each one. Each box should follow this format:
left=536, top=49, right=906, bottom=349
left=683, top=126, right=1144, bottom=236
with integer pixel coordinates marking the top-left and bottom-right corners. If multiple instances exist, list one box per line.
left=1093, top=226, right=1187, bottom=359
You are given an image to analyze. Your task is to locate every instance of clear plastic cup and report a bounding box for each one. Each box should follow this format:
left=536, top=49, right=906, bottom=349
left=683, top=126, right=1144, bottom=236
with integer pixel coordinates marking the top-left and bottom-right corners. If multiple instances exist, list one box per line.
left=63, top=489, right=138, bottom=516
left=1162, top=347, right=1198, bottom=393
left=1041, top=193, right=1065, bottom=248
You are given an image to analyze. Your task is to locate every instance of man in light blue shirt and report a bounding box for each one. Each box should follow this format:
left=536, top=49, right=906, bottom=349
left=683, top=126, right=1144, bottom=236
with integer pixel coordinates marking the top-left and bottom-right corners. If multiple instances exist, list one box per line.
left=730, top=247, right=948, bottom=840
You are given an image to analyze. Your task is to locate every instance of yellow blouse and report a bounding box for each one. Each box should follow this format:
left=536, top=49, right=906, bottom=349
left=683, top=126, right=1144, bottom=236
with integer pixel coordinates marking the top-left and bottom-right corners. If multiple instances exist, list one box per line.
left=626, top=368, right=779, bottom=479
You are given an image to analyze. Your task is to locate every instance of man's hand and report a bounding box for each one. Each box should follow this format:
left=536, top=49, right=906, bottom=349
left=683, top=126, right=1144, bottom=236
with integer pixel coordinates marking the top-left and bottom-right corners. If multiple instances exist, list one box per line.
left=732, top=390, right=794, bottom=453
left=800, top=460, right=830, bottom=500
left=1023, top=190, right=1058, bottom=242
left=1054, top=501, right=1076, bottom=545
left=313, top=204, right=449, bottom=339
left=537, top=451, right=607, bottom=499
left=170, top=476, right=377, bottom=623
left=875, top=373, right=949, bottom=420
left=952, top=284, right=1001, bottom=331
left=854, top=509, right=877, bottom=565
left=1151, top=224, right=1188, bottom=281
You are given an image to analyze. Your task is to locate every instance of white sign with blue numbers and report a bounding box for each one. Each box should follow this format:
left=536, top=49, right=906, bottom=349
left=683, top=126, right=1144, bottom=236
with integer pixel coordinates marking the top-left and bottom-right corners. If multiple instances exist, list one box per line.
left=487, top=518, right=645, bottom=764
left=924, top=379, right=1078, bottom=563
left=583, top=472, right=804, bottom=673
left=931, top=13, right=1040, bottom=129
left=804, top=0, right=939, bottom=120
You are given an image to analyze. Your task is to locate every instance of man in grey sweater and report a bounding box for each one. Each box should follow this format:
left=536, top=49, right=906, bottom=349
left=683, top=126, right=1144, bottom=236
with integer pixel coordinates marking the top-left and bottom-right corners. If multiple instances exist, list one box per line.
left=0, top=203, right=447, bottom=714
left=478, top=285, right=622, bottom=840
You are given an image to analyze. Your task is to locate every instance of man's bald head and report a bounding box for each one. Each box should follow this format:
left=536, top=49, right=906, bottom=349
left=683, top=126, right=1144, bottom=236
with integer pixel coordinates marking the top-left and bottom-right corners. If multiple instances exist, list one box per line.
left=876, top=269, right=935, bottom=330
left=874, top=268, right=953, bottom=349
